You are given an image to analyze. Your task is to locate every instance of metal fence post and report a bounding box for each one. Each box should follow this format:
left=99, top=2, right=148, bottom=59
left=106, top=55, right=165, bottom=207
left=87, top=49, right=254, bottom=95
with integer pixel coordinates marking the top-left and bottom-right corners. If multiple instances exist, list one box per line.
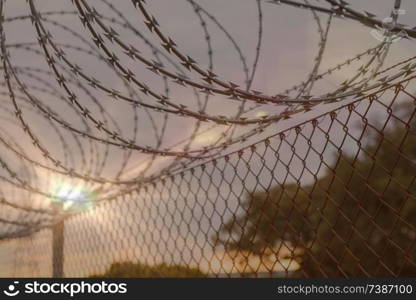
left=52, top=202, right=64, bottom=278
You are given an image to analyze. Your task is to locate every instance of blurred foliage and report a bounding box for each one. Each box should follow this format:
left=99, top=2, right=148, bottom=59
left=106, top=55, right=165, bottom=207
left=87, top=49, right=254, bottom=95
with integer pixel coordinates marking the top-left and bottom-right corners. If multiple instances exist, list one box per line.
left=90, top=262, right=206, bottom=278
left=216, top=101, right=416, bottom=277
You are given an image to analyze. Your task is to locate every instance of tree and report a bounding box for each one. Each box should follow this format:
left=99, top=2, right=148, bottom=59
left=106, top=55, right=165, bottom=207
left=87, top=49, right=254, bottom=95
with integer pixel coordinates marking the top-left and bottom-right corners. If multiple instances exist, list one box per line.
left=90, top=262, right=205, bottom=278
left=215, top=102, right=416, bottom=277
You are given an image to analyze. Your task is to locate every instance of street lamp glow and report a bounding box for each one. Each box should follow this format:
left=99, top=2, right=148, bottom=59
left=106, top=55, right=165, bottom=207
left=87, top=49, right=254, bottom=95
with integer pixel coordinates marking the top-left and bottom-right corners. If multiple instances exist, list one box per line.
left=52, top=181, right=95, bottom=211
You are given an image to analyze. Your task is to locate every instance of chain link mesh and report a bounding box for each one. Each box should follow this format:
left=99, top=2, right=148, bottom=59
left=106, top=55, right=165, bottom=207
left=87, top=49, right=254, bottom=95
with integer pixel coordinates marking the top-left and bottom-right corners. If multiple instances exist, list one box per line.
left=3, top=79, right=415, bottom=278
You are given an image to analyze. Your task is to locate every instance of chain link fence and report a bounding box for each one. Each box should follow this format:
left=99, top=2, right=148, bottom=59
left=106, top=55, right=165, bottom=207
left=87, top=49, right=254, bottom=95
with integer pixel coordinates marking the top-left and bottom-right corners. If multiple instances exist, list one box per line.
left=2, top=77, right=415, bottom=278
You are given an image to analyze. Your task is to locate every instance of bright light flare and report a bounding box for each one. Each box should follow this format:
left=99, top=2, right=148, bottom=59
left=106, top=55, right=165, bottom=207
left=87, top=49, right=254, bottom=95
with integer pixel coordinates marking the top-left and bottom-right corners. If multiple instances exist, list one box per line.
left=52, top=181, right=96, bottom=211
left=194, top=129, right=223, bottom=146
